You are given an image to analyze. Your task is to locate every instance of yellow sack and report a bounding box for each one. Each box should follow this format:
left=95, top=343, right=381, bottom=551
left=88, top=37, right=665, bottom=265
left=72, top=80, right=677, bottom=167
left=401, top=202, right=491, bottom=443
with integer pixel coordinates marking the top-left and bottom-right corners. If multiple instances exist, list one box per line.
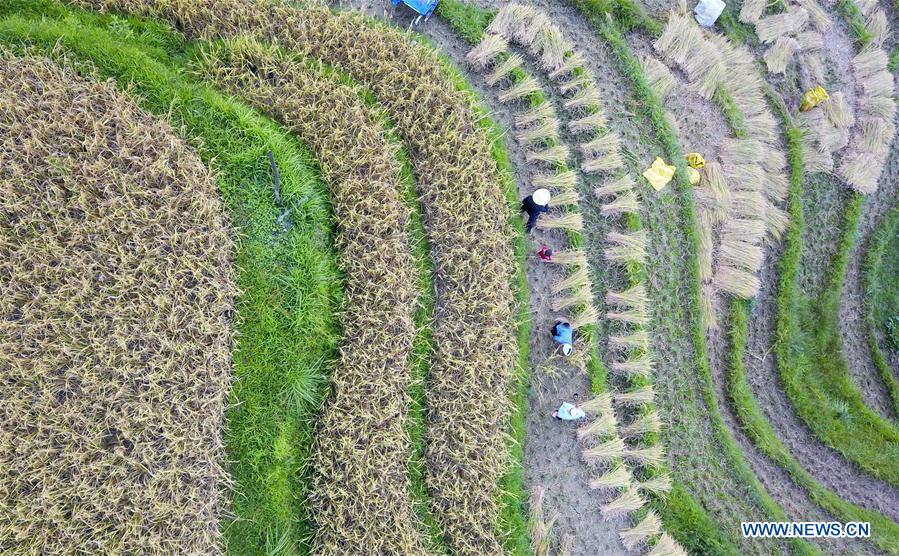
left=688, top=167, right=702, bottom=185
left=643, top=157, right=677, bottom=191
left=686, top=152, right=705, bottom=169
left=800, top=86, right=829, bottom=111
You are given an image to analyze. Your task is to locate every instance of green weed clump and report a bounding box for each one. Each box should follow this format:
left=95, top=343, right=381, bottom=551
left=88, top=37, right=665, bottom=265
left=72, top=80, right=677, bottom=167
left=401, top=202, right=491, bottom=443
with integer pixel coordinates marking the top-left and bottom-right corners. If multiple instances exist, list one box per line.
left=194, top=38, right=433, bottom=554
left=0, top=52, right=235, bottom=554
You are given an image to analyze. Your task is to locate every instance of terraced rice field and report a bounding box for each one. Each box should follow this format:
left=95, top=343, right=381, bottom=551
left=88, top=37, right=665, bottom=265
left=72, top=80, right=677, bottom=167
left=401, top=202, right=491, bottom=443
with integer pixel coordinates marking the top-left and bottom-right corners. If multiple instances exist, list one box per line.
left=0, top=0, right=896, bottom=554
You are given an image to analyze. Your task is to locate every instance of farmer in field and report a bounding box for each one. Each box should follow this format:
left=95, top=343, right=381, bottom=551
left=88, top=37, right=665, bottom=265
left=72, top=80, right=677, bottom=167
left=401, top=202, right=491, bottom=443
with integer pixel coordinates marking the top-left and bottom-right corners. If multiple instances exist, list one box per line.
left=551, top=319, right=573, bottom=357
left=537, top=244, right=553, bottom=262
left=521, top=188, right=550, bottom=233
left=553, top=398, right=585, bottom=421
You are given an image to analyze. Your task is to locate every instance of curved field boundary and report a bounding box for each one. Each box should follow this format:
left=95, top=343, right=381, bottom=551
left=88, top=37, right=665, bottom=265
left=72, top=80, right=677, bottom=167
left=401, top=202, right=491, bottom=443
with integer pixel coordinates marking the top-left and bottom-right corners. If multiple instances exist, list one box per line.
left=194, top=38, right=430, bottom=553
left=0, top=8, right=345, bottom=552
left=863, top=207, right=899, bottom=415
left=0, top=52, right=234, bottom=553
left=726, top=124, right=899, bottom=554
left=571, top=5, right=820, bottom=555
left=71, top=2, right=524, bottom=550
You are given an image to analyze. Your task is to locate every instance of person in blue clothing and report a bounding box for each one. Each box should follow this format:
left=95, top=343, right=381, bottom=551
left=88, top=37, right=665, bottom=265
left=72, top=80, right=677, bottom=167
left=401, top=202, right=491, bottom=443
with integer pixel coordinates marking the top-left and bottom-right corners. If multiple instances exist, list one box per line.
left=551, top=319, right=574, bottom=357
left=552, top=393, right=585, bottom=420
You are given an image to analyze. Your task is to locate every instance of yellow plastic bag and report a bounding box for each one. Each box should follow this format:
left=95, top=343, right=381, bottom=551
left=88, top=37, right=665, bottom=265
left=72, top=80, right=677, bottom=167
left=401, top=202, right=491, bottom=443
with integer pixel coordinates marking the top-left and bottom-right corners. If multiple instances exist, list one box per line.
left=643, top=157, right=677, bottom=191
left=686, top=152, right=705, bottom=169
left=688, top=167, right=702, bottom=185
left=800, top=86, right=829, bottom=111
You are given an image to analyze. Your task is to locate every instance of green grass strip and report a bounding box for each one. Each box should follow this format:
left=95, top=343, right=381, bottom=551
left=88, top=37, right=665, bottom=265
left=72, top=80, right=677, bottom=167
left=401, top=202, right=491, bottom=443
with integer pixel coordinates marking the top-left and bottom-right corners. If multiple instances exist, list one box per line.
left=774, top=187, right=899, bottom=486
left=594, top=15, right=818, bottom=556
left=863, top=207, right=899, bottom=415
left=0, top=6, right=345, bottom=554
left=726, top=125, right=899, bottom=554
left=836, top=0, right=874, bottom=47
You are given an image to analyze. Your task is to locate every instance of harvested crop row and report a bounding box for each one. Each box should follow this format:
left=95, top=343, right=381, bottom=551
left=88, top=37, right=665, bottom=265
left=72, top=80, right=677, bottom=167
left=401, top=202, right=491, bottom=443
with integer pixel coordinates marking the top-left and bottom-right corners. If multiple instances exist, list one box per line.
left=0, top=53, right=234, bottom=554
left=194, top=38, right=427, bottom=554
left=477, top=7, right=685, bottom=553
left=654, top=12, right=790, bottom=314
left=74, top=0, right=520, bottom=550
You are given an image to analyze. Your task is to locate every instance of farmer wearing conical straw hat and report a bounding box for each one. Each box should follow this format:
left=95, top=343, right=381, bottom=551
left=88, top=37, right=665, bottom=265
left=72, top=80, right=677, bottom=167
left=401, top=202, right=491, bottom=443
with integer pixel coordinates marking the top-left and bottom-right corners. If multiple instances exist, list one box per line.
left=521, top=188, right=551, bottom=233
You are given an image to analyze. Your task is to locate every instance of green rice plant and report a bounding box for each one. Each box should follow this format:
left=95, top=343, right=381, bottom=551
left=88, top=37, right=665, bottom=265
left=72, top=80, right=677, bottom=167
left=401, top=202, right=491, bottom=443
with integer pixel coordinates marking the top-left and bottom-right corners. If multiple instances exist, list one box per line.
left=594, top=174, right=634, bottom=197
left=619, top=510, right=662, bottom=550
left=568, top=110, right=608, bottom=134
left=529, top=486, right=559, bottom=556
left=600, top=486, right=645, bottom=519
left=588, top=465, right=632, bottom=490
left=638, top=474, right=673, bottom=496
left=570, top=304, right=600, bottom=329
left=614, top=386, right=656, bottom=407
left=538, top=212, right=585, bottom=231
left=549, top=51, right=586, bottom=79
left=648, top=532, right=689, bottom=555
left=487, top=52, right=523, bottom=86
left=0, top=52, right=236, bottom=554
left=534, top=169, right=578, bottom=190
left=604, top=230, right=648, bottom=265
left=580, top=132, right=622, bottom=156
left=516, top=117, right=560, bottom=145
left=582, top=151, right=625, bottom=173
left=799, top=0, right=832, bottom=31
left=582, top=437, right=626, bottom=464
left=467, top=33, right=507, bottom=69
left=563, top=84, right=601, bottom=109
left=763, top=37, right=798, bottom=74
left=642, top=55, right=675, bottom=99
left=601, top=189, right=640, bottom=216
left=620, top=411, right=662, bottom=438
left=755, top=8, right=810, bottom=43
left=499, top=74, right=541, bottom=102
left=515, top=99, right=556, bottom=127
left=195, top=38, right=430, bottom=554
left=527, top=144, right=571, bottom=165
left=611, top=352, right=655, bottom=377
left=608, top=329, right=650, bottom=352
left=577, top=412, right=618, bottom=439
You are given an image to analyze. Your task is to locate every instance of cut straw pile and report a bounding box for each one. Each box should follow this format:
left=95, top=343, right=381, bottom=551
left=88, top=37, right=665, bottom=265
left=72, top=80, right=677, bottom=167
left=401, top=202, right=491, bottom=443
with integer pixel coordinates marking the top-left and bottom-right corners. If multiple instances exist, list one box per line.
left=195, top=39, right=429, bottom=553
left=0, top=53, right=235, bottom=554
left=74, top=0, right=523, bottom=551
left=656, top=13, right=792, bottom=314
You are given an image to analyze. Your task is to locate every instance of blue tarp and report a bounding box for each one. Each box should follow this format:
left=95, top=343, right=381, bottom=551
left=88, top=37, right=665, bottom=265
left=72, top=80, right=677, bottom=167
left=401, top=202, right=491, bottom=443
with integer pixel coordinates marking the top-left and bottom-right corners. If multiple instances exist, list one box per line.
left=391, top=0, right=438, bottom=17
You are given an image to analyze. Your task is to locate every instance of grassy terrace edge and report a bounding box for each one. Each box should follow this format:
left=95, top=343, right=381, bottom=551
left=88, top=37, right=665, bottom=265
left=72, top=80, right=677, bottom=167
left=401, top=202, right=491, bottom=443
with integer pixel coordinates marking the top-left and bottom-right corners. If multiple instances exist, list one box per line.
left=0, top=5, right=348, bottom=552
left=725, top=124, right=899, bottom=554
left=571, top=4, right=821, bottom=554
left=863, top=207, right=899, bottom=415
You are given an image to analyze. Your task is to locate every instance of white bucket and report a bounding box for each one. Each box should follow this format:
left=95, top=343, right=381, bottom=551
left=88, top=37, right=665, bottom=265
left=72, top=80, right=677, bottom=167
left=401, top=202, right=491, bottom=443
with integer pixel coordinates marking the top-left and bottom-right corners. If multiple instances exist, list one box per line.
left=694, top=0, right=726, bottom=27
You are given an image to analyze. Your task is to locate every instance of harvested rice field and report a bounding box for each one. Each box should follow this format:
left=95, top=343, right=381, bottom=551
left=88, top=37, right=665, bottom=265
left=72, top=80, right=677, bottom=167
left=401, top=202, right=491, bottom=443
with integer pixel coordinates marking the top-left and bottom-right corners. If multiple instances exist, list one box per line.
left=1, top=0, right=897, bottom=554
